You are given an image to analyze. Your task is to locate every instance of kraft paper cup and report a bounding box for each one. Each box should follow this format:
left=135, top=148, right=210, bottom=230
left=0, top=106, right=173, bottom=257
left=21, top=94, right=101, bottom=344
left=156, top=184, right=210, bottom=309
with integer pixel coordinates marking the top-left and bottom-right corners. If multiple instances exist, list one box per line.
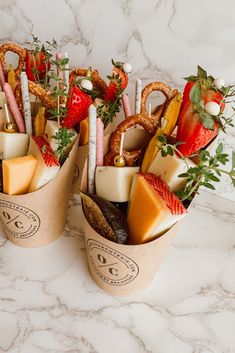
left=0, top=138, right=79, bottom=248
left=72, top=128, right=151, bottom=194
left=83, top=214, right=177, bottom=296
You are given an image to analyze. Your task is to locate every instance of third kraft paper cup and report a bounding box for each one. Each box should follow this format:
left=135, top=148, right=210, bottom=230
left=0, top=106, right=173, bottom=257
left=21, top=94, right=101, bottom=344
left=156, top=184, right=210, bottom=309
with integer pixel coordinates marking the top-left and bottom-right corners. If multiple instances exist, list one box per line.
left=0, top=138, right=78, bottom=248
left=83, top=214, right=177, bottom=296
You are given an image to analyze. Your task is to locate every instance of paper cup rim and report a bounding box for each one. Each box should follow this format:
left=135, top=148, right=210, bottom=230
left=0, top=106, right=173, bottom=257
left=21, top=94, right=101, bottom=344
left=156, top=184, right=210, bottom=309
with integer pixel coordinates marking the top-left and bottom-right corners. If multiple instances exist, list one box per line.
left=82, top=207, right=179, bottom=249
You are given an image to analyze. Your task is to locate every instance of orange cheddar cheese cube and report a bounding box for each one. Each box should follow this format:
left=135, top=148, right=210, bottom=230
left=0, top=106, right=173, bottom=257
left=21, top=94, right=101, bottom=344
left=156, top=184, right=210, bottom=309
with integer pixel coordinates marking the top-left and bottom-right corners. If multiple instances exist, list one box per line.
left=127, top=173, right=187, bottom=244
left=79, top=117, right=89, bottom=146
left=3, top=155, right=37, bottom=195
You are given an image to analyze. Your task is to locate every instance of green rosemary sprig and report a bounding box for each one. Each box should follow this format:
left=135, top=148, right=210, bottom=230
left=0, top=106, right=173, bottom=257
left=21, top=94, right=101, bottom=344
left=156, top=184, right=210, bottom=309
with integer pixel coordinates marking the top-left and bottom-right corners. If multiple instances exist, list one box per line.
left=157, top=136, right=235, bottom=201
left=47, top=57, right=69, bottom=124
left=97, top=72, right=124, bottom=128
left=52, top=127, right=75, bottom=164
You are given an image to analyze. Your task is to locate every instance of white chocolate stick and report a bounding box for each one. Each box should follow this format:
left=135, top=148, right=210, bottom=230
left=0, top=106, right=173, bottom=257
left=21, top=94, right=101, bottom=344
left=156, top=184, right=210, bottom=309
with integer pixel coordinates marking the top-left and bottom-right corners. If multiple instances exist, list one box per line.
left=120, top=132, right=125, bottom=156
left=3, top=83, right=25, bottom=133
left=88, top=104, right=97, bottom=194
left=64, top=52, right=70, bottom=95
left=96, top=117, right=104, bottom=167
left=161, top=117, right=167, bottom=130
left=4, top=103, right=11, bottom=123
left=135, top=79, right=142, bottom=114
left=148, top=102, right=152, bottom=118
left=0, top=62, right=6, bottom=90
left=122, top=93, right=132, bottom=118
left=20, top=72, right=32, bottom=135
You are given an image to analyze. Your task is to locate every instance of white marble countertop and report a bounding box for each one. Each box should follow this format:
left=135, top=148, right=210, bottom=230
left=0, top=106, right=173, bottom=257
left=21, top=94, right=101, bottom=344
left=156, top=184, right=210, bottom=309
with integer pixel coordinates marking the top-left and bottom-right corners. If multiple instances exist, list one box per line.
left=0, top=191, right=235, bottom=353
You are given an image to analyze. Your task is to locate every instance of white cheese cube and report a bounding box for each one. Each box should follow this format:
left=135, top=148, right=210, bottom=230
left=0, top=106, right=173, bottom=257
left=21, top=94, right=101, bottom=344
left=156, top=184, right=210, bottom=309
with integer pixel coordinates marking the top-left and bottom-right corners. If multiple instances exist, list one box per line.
left=95, top=166, right=140, bottom=202
left=148, top=153, right=196, bottom=192
left=0, top=132, right=29, bottom=160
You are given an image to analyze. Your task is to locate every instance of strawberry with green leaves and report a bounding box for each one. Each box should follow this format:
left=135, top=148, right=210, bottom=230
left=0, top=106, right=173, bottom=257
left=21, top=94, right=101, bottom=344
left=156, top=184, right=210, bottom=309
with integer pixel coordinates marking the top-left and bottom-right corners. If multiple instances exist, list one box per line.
left=62, top=84, right=93, bottom=129
left=26, top=50, right=51, bottom=82
left=105, top=60, right=130, bottom=101
left=25, top=36, right=57, bottom=83
left=176, top=66, right=235, bottom=156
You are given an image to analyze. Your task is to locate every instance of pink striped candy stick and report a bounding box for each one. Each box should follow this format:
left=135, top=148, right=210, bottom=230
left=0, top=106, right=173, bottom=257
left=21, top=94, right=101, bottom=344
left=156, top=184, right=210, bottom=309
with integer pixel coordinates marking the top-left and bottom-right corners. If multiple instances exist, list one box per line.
left=122, top=93, right=132, bottom=118
left=3, top=83, right=25, bottom=133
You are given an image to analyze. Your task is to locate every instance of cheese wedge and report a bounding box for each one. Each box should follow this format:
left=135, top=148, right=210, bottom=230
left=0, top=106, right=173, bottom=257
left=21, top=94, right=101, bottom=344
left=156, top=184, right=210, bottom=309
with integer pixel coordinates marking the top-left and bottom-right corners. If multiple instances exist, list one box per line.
left=127, top=173, right=187, bottom=244
left=95, top=166, right=140, bottom=202
left=0, top=132, right=29, bottom=160
left=28, top=136, right=60, bottom=192
left=148, top=152, right=196, bottom=192
left=3, top=155, right=37, bottom=195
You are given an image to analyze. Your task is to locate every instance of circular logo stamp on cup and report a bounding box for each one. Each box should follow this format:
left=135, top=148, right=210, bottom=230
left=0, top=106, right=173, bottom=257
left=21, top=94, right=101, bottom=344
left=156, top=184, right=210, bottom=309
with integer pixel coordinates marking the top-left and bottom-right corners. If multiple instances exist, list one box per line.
left=0, top=200, right=40, bottom=239
left=87, top=239, right=139, bottom=286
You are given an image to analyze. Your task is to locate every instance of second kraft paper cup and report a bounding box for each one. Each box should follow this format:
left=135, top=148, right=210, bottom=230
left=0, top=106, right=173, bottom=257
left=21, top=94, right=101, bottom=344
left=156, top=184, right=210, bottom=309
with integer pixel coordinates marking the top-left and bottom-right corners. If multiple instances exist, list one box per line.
left=0, top=138, right=79, bottom=248
left=83, top=213, right=177, bottom=296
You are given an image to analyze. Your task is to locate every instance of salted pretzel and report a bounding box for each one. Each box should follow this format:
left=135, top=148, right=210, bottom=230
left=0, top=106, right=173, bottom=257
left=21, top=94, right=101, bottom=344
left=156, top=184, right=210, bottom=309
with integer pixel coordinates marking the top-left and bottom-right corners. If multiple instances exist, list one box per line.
left=140, top=81, right=176, bottom=129
left=0, top=42, right=26, bottom=77
left=14, top=81, right=56, bottom=113
left=104, top=114, right=156, bottom=167
left=69, top=68, right=107, bottom=99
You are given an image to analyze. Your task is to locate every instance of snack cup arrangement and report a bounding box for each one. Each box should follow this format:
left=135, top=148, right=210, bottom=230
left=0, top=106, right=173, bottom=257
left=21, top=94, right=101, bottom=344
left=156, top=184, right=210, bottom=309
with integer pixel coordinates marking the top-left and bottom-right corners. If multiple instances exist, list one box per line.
left=0, top=38, right=235, bottom=295
left=0, top=40, right=82, bottom=247
left=77, top=66, right=235, bottom=296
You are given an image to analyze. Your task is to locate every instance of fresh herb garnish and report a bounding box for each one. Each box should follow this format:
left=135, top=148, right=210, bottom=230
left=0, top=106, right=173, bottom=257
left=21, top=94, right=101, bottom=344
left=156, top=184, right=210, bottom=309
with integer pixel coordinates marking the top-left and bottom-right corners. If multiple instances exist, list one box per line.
left=157, top=136, right=235, bottom=201
left=52, top=127, right=75, bottom=164
left=97, top=72, right=124, bottom=128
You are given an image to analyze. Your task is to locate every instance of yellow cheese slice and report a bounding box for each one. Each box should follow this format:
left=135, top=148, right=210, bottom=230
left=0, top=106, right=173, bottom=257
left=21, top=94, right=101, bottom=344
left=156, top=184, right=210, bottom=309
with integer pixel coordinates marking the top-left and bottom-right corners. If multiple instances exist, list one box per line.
left=128, top=176, right=166, bottom=244
left=127, top=174, right=187, bottom=244
left=3, top=155, right=37, bottom=195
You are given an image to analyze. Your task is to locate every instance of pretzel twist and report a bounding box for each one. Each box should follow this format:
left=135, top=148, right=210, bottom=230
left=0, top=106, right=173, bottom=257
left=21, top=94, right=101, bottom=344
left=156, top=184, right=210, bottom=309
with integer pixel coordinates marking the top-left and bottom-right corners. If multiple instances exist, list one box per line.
left=69, top=68, right=107, bottom=99
left=140, top=81, right=176, bottom=128
left=0, top=42, right=26, bottom=77
left=14, top=81, right=56, bottom=113
left=104, top=114, right=155, bottom=167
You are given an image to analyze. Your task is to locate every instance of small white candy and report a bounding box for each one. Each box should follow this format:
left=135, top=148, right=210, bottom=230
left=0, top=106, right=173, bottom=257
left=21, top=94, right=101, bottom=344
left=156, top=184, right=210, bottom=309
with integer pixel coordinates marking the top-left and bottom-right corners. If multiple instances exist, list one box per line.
left=213, top=78, right=225, bottom=89
left=123, top=62, right=132, bottom=74
left=204, top=101, right=220, bottom=116
left=80, top=79, right=93, bottom=91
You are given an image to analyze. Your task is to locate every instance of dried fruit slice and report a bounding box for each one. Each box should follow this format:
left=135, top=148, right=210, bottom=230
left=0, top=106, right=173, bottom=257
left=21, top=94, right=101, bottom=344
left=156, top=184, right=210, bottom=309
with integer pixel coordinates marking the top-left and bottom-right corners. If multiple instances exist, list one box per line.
left=81, top=192, right=128, bottom=244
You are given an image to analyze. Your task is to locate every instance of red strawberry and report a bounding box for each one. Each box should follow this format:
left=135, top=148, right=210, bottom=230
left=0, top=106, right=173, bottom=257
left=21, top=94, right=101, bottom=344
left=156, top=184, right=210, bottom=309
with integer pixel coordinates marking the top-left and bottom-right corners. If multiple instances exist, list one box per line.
left=181, top=82, right=225, bottom=112
left=62, top=85, right=93, bottom=129
left=105, top=67, right=128, bottom=101
left=181, top=81, right=194, bottom=110
left=25, top=51, right=51, bottom=82
left=201, top=89, right=225, bottom=111
left=176, top=102, right=218, bottom=157
left=33, top=136, right=60, bottom=167
left=140, top=173, right=187, bottom=215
